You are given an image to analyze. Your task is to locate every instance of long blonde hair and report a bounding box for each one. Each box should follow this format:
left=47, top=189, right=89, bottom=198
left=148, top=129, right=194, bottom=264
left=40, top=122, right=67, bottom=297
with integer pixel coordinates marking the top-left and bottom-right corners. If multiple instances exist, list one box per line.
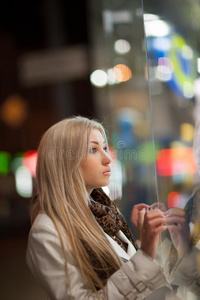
left=32, top=116, right=121, bottom=298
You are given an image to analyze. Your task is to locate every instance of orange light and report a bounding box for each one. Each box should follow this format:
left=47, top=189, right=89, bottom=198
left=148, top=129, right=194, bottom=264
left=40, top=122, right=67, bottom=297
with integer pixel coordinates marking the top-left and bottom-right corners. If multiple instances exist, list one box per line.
left=113, top=64, right=132, bottom=82
left=156, top=147, right=197, bottom=176
left=0, top=94, right=28, bottom=127
left=168, top=191, right=180, bottom=208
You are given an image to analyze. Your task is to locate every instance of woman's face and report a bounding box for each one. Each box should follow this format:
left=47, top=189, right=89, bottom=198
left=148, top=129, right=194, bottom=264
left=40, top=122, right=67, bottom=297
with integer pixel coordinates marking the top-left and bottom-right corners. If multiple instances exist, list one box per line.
left=81, top=129, right=112, bottom=194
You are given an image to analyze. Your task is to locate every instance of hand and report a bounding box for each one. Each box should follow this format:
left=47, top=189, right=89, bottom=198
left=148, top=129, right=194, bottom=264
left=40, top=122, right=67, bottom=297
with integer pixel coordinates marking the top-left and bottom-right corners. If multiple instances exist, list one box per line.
left=150, top=202, right=168, bottom=212
left=140, top=209, right=166, bottom=260
left=130, top=203, right=149, bottom=240
left=165, top=208, right=190, bottom=258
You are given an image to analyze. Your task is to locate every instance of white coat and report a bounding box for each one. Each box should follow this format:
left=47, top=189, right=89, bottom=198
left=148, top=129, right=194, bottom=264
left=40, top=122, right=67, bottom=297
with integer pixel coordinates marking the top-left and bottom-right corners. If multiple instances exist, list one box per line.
left=26, top=213, right=168, bottom=300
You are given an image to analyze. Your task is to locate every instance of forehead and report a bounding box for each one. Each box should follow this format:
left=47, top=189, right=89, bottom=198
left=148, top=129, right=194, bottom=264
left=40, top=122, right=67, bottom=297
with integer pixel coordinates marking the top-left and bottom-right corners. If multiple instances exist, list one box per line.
left=89, top=129, right=105, bottom=142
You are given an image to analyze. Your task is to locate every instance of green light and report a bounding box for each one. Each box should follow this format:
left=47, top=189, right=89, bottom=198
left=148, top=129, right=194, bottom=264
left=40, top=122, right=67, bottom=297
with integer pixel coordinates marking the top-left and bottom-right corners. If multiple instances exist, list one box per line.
left=0, top=151, right=11, bottom=175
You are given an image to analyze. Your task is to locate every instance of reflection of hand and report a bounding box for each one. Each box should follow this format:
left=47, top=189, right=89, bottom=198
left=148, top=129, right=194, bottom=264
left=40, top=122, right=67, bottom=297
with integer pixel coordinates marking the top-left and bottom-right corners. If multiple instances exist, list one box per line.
left=140, top=209, right=166, bottom=260
left=150, top=202, right=168, bottom=212
left=130, top=203, right=149, bottom=240
left=165, top=208, right=190, bottom=258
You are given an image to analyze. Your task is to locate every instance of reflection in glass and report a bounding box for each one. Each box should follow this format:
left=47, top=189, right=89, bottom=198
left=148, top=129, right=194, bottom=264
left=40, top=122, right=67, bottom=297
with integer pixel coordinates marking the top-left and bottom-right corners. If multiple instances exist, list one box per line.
left=88, top=0, right=200, bottom=298
left=143, top=0, right=200, bottom=298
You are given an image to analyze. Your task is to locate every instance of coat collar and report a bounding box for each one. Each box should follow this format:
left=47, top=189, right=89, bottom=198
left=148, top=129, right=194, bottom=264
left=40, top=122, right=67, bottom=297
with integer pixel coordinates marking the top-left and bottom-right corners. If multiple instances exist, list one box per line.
left=105, top=230, right=136, bottom=261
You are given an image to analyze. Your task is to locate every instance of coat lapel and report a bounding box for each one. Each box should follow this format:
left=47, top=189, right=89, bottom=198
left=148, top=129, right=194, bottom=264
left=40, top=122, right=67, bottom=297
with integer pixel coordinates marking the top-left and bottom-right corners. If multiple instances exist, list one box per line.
left=105, top=230, right=136, bottom=261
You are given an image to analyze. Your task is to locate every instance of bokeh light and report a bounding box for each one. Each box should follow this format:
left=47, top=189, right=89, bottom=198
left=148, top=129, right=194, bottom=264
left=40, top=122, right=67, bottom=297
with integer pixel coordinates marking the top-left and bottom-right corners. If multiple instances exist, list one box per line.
left=0, top=94, right=28, bottom=127
left=114, top=39, right=131, bottom=54
left=113, top=64, right=132, bottom=82
left=15, top=166, right=33, bottom=198
left=145, top=19, right=171, bottom=37
left=90, top=69, right=108, bottom=87
left=156, top=57, right=174, bottom=82
left=0, top=152, right=11, bottom=175
left=22, top=151, right=37, bottom=177
left=168, top=191, right=180, bottom=208
left=180, top=123, right=194, bottom=143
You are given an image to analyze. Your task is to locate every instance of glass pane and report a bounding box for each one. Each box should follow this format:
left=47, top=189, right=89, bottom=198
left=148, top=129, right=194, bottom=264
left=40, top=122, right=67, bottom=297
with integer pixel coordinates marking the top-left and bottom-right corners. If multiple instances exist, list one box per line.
left=88, top=0, right=159, bottom=232
left=143, top=0, right=200, bottom=299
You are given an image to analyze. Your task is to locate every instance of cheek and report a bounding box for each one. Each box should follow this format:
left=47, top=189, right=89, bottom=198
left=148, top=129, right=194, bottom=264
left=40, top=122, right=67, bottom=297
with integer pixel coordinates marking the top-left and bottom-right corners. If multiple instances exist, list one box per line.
left=81, top=159, right=98, bottom=183
left=82, top=157, right=96, bottom=171
left=81, top=161, right=93, bottom=179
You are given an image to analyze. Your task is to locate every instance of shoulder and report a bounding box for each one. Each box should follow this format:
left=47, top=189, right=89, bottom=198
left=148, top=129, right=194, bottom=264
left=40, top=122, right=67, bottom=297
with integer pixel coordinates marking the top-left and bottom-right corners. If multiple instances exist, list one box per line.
left=28, top=212, right=61, bottom=243
left=30, top=213, right=55, bottom=232
left=27, top=213, right=63, bottom=252
left=26, top=213, right=63, bottom=265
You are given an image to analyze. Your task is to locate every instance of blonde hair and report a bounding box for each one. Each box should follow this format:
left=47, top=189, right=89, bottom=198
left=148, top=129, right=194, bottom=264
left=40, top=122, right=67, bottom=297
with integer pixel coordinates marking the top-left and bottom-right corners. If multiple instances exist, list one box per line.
left=32, top=116, right=121, bottom=298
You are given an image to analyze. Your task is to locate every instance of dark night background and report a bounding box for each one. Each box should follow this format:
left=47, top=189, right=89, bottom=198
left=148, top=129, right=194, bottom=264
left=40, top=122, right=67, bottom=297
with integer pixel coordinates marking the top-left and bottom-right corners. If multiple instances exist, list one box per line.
left=0, top=0, right=94, bottom=154
left=0, top=2, right=95, bottom=299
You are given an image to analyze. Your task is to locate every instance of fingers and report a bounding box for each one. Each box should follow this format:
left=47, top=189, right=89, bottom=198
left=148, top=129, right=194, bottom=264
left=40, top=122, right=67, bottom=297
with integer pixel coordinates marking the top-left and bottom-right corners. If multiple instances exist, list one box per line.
left=164, top=207, right=190, bottom=258
left=142, top=210, right=166, bottom=237
left=130, top=204, right=149, bottom=239
left=150, top=202, right=167, bottom=212
left=165, top=217, right=186, bottom=228
left=141, top=210, right=166, bottom=259
left=131, top=203, right=150, bottom=213
left=164, top=208, right=188, bottom=228
left=143, top=210, right=166, bottom=234
left=165, top=207, right=185, bottom=218
left=138, top=209, right=145, bottom=224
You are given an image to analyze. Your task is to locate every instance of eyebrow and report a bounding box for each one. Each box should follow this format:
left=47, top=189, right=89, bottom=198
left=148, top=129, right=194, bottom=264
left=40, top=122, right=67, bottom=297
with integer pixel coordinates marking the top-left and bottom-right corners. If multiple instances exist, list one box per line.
left=90, top=140, right=106, bottom=145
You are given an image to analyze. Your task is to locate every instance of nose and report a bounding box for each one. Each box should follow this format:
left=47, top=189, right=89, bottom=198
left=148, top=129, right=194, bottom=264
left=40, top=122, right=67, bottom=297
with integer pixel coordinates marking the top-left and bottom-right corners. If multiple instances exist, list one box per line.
left=102, top=150, right=112, bottom=165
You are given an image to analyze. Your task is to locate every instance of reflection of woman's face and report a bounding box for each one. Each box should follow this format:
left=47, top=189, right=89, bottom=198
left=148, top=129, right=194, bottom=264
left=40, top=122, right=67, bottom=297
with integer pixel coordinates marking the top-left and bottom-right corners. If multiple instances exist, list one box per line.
left=81, top=129, right=112, bottom=194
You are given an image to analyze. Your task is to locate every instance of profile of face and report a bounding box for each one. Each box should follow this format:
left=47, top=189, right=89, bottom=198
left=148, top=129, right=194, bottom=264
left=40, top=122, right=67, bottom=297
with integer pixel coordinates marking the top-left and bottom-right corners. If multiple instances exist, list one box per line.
left=81, top=129, right=112, bottom=194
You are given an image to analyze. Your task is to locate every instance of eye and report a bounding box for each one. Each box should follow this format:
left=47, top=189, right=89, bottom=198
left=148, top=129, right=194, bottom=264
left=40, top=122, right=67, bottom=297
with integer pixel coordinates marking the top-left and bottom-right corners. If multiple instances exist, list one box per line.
left=89, top=147, right=97, bottom=154
left=103, top=146, right=108, bottom=152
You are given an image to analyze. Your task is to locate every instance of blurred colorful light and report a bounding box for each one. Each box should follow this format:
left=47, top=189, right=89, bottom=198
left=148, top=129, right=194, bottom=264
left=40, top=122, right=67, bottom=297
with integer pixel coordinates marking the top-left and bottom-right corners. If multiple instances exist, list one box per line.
left=157, top=57, right=174, bottom=82
left=0, top=151, right=11, bottom=175
left=113, top=64, right=132, bottom=82
left=168, top=191, right=180, bottom=208
left=22, top=150, right=37, bottom=177
left=156, top=147, right=197, bottom=176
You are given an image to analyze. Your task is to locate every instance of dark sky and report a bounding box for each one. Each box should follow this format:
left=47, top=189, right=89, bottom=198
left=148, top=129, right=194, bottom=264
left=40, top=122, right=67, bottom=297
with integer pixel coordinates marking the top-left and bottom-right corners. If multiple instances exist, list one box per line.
left=0, top=0, right=88, bottom=50
left=0, top=0, right=94, bottom=153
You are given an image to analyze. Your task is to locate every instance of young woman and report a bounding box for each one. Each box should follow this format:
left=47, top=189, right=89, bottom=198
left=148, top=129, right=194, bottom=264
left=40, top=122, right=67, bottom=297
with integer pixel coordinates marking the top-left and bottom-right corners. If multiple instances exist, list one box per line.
left=26, top=116, right=168, bottom=300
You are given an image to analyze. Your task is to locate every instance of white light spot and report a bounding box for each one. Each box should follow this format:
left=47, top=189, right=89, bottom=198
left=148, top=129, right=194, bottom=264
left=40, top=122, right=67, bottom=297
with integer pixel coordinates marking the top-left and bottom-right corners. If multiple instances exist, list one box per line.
left=183, top=82, right=194, bottom=98
left=156, top=57, right=174, bottom=82
left=143, top=14, right=160, bottom=21
left=182, top=45, right=193, bottom=60
left=197, top=58, right=200, bottom=73
left=15, top=166, right=33, bottom=198
left=114, top=39, right=131, bottom=54
left=90, top=70, right=108, bottom=87
left=145, top=20, right=171, bottom=37
left=107, top=68, right=116, bottom=85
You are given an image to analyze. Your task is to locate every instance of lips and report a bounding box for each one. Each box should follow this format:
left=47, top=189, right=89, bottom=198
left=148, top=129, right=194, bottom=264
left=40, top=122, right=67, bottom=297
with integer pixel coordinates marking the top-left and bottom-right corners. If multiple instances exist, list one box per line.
left=103, top=168, right=111, bottom=175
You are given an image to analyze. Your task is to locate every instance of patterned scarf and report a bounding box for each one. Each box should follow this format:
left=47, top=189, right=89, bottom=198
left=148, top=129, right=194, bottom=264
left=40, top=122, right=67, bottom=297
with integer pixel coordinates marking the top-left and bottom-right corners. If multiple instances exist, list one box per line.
left=90, top=188, right=138, bottom=250
left=82, top=188, right=137, bottom=286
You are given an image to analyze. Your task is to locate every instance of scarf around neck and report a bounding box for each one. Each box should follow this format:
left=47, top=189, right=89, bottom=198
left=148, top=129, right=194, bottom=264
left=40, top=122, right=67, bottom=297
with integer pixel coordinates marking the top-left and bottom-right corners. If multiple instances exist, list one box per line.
left=81, top=187, right=137, bottom=286
left=90, top=188, right=138, bottom=251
